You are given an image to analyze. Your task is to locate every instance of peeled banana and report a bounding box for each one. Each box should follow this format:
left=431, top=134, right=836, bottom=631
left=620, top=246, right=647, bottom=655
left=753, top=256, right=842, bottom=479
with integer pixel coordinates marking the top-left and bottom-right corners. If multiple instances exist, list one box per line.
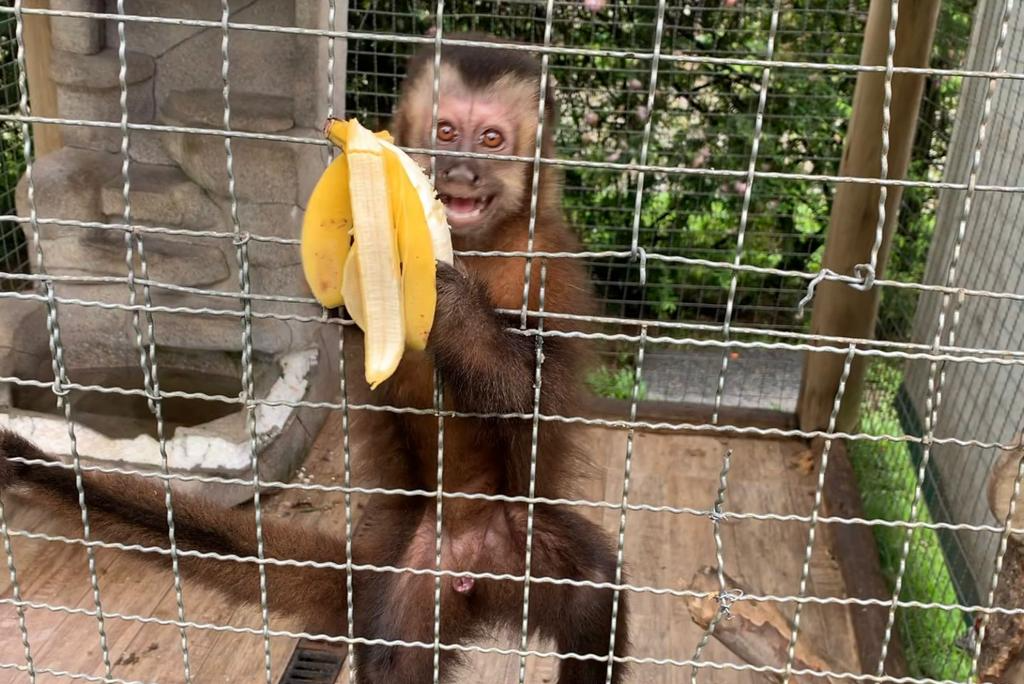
left=300, top=117, right=453, bottom=388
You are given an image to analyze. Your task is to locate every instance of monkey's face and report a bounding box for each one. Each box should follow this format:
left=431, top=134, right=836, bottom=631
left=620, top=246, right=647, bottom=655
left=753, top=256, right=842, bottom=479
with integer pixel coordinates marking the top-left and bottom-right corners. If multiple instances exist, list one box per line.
left=430, top=98, right=531, bottom=237
left=395, top=70, right=542, bottom=242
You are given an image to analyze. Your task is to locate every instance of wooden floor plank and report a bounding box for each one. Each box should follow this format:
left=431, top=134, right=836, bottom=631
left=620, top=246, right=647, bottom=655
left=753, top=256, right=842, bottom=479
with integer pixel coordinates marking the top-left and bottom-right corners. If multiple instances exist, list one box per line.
left=0, top=414, right=872, bottom=682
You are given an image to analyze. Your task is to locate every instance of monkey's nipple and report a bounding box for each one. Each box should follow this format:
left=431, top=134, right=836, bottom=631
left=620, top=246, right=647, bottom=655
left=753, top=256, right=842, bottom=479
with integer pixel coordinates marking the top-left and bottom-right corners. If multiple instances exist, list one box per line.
left=452, top=575, right=475, bottom=594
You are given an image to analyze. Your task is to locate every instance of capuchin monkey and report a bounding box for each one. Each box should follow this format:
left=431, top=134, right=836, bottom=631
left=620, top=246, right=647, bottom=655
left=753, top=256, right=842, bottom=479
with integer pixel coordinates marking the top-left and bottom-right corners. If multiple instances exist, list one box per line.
left=0, top=33, right=629, bottom=683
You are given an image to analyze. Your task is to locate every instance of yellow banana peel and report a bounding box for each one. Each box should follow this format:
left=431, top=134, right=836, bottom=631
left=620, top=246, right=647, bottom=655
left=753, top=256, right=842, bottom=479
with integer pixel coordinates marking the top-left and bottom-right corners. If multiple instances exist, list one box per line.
left=300, top=117, right=453, bottom=388
left=300, top=153, right=351, bottom=309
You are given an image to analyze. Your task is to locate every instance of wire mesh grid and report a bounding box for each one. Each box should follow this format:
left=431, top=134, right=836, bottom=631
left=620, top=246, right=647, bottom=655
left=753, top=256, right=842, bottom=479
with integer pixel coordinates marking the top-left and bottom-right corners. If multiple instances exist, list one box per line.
left=0, top=1, right=1021, bottom=683
left=345, top=0, right=979, bottom=414
left=0, top=10, right=28, bottom=292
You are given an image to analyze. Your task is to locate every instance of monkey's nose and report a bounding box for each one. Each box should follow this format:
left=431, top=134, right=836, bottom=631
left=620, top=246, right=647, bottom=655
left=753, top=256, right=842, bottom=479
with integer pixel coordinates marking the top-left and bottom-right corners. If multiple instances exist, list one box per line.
left=443, top=165, right=479, bottom=185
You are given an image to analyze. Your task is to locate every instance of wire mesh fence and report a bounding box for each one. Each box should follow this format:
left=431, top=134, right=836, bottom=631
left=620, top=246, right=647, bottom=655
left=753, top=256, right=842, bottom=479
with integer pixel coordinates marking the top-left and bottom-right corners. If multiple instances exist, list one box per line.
left=0, top=10, right=28, bottom=292
left=0, top=1, right=1021, bottom=683
left=345, top=1, right=978, bottom=415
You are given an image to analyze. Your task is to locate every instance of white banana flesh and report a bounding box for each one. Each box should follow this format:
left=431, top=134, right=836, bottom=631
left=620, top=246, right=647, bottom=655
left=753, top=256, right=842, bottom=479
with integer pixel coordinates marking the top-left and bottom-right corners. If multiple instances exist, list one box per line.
left=343, top=120, right=405, bottom=389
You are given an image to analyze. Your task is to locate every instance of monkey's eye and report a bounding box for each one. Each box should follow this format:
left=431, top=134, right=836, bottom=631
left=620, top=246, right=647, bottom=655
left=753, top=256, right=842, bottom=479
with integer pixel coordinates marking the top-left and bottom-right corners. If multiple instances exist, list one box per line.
left=480, top=129, right=504, bottom=149
left=437, top=123, right=457, bottom=143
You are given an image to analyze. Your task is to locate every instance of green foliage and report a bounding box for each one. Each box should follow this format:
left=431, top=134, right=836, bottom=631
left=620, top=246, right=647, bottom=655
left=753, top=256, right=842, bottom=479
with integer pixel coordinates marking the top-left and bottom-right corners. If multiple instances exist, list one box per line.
left=850, top=362, right=971, bottom=680
left=586, top=364, right=648, bottom=402
left=0, top=15, right=28, bottom=286
left=344, top=2, right=974, bottom=338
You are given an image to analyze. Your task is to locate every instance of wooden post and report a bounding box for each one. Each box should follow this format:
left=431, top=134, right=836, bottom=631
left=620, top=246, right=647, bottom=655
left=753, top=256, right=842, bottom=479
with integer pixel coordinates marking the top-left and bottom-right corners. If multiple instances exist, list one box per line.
left=797, top=0, right=939, bottom=433
left=22, top=0, right=63, bottom=157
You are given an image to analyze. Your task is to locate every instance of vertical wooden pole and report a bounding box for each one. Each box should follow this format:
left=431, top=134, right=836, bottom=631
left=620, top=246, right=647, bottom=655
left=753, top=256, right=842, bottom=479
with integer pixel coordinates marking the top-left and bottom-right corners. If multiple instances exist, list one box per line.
left=797, top=0, right=939, bottom=433
left=22, top=0, right=63, bottom=157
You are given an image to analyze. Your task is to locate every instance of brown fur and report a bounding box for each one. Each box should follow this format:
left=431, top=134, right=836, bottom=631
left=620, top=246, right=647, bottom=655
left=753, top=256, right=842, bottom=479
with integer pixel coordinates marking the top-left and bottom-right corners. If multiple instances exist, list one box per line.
left=0, top=34, right=629, bottom=683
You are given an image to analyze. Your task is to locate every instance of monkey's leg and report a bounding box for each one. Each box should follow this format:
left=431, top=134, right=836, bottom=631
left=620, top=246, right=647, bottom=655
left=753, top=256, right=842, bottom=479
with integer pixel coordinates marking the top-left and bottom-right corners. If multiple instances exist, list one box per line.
left=0, top=430, right=348, bottom=634
left=350, top=496, right=476, bottom=684
left=526, top=504, right=630, bottom=684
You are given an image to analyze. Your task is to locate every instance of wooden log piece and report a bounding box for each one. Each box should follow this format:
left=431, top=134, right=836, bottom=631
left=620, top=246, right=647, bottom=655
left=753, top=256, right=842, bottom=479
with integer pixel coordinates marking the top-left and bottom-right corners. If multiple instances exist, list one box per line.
left=980, top=447, right=1024, bottom=682
left=988, top=447, right=1024, bottom=544
left=685, top=566, right=846, bottom=684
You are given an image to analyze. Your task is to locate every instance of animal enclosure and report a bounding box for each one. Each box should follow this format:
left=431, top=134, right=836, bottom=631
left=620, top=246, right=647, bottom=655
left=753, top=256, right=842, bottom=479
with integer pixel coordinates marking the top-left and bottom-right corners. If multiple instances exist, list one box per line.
left=1, top=1, right=1024, bottom=683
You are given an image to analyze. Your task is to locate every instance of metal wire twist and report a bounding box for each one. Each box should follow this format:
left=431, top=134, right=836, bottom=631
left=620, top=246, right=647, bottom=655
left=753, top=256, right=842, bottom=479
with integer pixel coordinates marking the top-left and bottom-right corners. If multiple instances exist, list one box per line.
left=516, top=262, right=548, bottom=684
left=12, top=1, right=113, bottom=677
left=711, top=0, right=782, bottom=426
left=689, top=447, right=733, bottom=684
left=874, top=0, right=1017, bottom=676
left=218, top=2, right=274, bottom=680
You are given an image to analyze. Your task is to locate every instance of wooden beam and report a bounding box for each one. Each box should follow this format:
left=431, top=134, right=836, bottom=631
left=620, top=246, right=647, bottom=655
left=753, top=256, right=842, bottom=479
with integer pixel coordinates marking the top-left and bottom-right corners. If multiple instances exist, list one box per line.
left=797, top=0, right=939, bottom=433
left=21, top=0, right=63, bottom=157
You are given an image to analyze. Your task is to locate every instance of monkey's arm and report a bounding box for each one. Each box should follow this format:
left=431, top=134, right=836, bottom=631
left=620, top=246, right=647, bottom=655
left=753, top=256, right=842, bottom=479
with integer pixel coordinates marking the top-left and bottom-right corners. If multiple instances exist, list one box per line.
left=0, top=429, right=346, bottom=633
left=429, top=262, right=580, bottom=415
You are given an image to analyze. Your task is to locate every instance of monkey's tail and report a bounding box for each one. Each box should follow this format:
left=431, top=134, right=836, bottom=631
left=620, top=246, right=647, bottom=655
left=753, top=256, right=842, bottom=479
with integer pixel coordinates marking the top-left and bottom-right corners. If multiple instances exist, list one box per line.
left=0, top=428, right=41, bottom=490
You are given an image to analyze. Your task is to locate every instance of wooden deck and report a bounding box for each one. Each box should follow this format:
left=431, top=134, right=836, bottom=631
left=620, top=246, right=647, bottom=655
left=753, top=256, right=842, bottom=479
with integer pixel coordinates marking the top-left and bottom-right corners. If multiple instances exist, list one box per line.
left=0, top=412, right=876, bottom=683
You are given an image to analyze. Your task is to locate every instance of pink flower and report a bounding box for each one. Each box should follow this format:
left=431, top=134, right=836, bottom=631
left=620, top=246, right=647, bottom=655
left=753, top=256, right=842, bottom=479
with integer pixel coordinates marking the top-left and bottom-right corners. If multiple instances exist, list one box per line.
left=692, top=145, right=711, bottom=167
left=583, top=0, right=607, bottom=11
left=584, top=110, right=599, bottom=127
left=628, top=78, right=643, bottom=91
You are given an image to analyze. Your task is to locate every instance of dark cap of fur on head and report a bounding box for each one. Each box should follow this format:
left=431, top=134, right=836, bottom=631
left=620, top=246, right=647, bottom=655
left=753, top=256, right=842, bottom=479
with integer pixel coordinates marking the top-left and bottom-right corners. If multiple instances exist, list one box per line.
left=405, top=32, right=558, bottom=122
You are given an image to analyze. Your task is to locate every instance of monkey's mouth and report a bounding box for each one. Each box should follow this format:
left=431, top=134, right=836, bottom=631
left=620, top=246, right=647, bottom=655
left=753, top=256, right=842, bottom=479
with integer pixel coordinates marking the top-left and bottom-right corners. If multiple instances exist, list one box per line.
left=439, top=194, right=492, bottom=226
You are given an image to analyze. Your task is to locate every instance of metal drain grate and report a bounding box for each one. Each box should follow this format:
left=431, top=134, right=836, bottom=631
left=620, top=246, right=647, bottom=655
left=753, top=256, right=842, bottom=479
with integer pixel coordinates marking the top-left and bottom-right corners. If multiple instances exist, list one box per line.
left=278, top=639, right=346, bottom=684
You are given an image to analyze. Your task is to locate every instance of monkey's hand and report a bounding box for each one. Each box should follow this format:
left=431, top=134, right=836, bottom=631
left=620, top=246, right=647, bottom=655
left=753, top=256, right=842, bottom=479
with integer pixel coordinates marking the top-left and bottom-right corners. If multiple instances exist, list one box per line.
left=430, top=261, right=569, bottom=415
left=433, top=259, right=484, bottom=330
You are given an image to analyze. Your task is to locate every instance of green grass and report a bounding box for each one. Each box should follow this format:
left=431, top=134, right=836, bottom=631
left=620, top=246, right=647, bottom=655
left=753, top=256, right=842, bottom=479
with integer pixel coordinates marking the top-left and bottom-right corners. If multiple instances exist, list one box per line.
left=849, top=362, right=971, bottom=681
left=586, top=364, right=648, bottom=402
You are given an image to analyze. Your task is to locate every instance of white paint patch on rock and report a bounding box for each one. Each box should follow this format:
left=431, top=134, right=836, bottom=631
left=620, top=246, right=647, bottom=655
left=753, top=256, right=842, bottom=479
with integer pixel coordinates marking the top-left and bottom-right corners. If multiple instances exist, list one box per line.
left=0, top=347, right=319, bottom=472
left=254, top=348, right=319, bottom=443
left=0, top=412, right=248, bottom=471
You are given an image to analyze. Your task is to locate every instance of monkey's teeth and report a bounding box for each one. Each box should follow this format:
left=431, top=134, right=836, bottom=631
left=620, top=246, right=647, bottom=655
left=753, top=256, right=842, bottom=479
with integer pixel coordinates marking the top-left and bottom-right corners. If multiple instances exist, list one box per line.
left=445, top=196, right=477, bottom=214
left=441, top=195, right=491, bottom=220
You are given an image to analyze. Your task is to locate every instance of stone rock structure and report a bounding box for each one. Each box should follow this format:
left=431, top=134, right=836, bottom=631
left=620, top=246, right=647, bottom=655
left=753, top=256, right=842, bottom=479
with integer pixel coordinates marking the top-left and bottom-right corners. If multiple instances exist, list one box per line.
left=0, top=0, right=347, bottom=505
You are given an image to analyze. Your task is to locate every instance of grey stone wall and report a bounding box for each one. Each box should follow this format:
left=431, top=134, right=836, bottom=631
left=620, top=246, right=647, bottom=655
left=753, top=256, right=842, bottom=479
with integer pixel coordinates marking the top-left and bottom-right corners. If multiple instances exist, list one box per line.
left=2, top=0, right=348, bottom=503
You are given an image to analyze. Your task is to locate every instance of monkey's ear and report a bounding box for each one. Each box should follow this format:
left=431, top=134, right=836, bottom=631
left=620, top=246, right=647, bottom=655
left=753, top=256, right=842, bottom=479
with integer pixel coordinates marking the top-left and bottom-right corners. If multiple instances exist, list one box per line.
left=389, top=112, right=405, bottom=145
left=389, top=107, right=409, bottom=146
left=543, top=81, right=560, bottom=136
